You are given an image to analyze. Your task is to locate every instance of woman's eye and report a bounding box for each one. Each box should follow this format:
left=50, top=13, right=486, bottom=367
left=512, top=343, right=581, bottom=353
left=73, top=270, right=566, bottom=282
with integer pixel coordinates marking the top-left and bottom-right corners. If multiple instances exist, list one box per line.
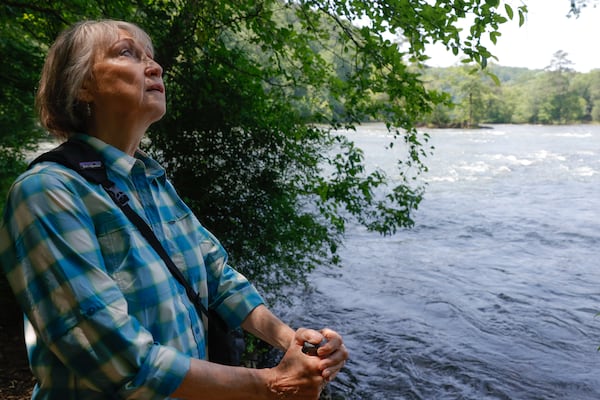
left=120, top=48, right=132, bottom=56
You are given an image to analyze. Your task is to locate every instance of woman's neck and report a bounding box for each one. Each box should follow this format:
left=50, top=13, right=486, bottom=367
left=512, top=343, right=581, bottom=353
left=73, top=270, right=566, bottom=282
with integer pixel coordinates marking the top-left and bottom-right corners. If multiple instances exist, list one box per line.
left=88, top=118, right=147, bottom=156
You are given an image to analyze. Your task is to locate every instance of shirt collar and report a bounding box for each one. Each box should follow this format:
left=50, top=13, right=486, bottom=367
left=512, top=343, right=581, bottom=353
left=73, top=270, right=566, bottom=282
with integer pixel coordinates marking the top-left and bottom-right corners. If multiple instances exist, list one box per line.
left=73, top=134, right=166, bottom=182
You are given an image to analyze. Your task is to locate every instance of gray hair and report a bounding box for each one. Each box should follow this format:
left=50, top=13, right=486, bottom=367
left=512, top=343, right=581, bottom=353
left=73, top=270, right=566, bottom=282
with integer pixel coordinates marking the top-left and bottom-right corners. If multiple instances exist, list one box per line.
left=35, top=20, right=154, bottom=139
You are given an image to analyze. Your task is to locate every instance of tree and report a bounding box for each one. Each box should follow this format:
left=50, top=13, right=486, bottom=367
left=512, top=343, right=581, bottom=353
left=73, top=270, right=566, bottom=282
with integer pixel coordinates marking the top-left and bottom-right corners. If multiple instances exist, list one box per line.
left=572, top=69, right=600, bottom=122
left=419, top=64, right=511, bottom=127
left=454, top=66, right=498, bottom=127
left=546, top=50, right=575, bottom=73
left=586, top=70, right=600, bottom=121
left=539, top=51, right=584, bottom=123
left=0, top=7, right=49, bottom=212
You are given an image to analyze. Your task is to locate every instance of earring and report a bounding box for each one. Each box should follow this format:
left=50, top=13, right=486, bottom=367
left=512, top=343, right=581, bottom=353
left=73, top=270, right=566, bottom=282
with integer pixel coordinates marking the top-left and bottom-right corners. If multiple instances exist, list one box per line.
left=86, top=103, right=92, bottom=117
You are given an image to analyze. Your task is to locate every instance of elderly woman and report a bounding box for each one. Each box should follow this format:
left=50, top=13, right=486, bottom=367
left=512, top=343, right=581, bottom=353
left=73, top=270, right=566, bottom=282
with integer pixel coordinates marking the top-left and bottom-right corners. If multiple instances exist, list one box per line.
left=0, top=20, right=347, bottom=399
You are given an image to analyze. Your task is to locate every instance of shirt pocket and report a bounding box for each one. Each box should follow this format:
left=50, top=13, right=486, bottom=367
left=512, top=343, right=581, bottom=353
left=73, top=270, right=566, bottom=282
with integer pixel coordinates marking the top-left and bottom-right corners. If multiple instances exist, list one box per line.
left=158, top=201, right=208, bottom=294
left=95, top=212, right=175, bottom=312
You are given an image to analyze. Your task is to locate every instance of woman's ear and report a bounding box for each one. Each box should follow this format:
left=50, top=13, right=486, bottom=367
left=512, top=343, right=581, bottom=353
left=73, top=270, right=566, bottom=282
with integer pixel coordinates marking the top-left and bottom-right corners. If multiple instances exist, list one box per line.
left=77, top=78, right=94, bottom=103
left=77, top=90, right=93, bottom=103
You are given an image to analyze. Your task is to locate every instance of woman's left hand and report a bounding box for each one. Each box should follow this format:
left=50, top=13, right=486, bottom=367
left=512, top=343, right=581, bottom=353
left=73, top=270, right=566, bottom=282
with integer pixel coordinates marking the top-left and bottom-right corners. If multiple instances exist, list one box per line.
left=315, top=328, right=349, bottom=382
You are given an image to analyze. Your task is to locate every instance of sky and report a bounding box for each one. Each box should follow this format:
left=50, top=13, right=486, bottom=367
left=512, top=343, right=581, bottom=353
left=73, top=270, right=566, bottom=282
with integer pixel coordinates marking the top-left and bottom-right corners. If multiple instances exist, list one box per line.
left=425, top=0, right=600, bottom=72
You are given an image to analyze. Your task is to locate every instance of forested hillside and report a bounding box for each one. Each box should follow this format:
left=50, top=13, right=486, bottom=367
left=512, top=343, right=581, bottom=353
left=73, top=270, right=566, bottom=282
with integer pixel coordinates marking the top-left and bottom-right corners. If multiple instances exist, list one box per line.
left=419, top=52, right=600, bottom=127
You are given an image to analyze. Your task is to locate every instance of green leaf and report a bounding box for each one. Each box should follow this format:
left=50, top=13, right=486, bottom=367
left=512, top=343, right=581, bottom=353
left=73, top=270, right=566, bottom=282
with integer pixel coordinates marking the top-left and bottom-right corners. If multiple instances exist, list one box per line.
left=505, top=4, right=514, bottom=20
left=519, top=10, right=526, bottom=26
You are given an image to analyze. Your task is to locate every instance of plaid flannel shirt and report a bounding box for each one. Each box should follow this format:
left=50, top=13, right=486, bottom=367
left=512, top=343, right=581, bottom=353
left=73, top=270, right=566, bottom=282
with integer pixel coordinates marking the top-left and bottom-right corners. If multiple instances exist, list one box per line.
left=0, top=134, right=263, bottom=399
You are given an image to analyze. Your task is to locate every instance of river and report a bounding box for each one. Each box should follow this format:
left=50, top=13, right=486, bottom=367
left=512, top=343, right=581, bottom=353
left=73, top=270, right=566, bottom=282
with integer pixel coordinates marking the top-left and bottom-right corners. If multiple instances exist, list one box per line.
left=280, top=124, right=600, bottom=399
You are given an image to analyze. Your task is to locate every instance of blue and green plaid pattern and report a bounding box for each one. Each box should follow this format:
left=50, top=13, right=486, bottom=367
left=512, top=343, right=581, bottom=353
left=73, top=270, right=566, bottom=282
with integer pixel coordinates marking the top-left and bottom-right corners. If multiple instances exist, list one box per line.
left=0, top=134, right=263, bottom=399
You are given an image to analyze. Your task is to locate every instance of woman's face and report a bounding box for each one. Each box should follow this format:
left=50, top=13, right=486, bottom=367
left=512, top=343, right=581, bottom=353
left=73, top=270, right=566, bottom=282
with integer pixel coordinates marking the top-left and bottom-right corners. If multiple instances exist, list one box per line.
left=83, top=29, right=165, bottom=131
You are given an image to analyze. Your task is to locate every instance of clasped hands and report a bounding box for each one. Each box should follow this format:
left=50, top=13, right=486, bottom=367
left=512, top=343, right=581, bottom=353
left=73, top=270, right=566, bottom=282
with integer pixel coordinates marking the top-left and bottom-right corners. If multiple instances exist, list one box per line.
left=268, top=328, right=348, bottom=399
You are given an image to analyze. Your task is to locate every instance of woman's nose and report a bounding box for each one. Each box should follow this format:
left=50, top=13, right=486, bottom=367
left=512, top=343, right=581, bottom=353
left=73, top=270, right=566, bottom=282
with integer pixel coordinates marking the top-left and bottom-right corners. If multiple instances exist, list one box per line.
left=145, top=58, right=163, bottom=77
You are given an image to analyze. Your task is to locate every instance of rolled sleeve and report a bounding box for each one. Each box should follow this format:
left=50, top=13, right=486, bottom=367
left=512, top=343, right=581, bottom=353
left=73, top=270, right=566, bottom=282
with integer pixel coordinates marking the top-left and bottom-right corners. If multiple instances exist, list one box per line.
left=48, top=298, right=191, bottom=399
left=215, top=269, right=265, bottom=328
left=118, top=344, right=190, bottom=399
left=200, top=230, right=264, bottom=328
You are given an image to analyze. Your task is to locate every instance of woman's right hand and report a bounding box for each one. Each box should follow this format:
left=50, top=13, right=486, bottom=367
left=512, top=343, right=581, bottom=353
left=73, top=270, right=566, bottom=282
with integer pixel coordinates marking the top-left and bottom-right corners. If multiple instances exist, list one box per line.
left=266, top=328, right=326, bottom=399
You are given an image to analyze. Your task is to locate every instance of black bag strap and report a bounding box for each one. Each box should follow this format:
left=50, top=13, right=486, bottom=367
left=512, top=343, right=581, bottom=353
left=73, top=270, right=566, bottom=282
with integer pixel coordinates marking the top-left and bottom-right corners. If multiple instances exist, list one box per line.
left=29, top=138, right=210, bottom=319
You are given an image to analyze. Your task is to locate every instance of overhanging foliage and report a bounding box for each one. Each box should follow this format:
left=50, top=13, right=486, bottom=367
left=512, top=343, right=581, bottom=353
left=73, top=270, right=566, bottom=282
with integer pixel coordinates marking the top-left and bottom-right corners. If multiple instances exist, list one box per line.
left=1, top=0, right=527, bottom=303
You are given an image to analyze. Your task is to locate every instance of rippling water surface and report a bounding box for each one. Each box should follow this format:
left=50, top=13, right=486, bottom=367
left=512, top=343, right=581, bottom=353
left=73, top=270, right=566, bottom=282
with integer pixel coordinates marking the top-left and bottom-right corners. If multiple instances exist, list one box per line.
left=281, top=124, right=600, bottom=399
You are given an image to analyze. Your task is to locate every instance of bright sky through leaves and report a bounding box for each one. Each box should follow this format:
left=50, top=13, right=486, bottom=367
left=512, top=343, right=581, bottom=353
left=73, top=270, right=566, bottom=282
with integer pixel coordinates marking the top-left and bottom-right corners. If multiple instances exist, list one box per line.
left=426, top=0, right=600, bottom=72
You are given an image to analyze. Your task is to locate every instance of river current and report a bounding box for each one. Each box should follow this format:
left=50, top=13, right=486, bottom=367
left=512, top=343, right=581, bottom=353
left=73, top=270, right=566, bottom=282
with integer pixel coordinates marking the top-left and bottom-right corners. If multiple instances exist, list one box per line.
left=280, top=124, right=600, bottom=399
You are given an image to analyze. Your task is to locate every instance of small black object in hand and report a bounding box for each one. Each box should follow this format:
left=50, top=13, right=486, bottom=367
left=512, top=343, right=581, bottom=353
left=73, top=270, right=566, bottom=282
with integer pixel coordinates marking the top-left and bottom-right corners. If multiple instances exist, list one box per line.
left=302, top=339, right=327, bottom=356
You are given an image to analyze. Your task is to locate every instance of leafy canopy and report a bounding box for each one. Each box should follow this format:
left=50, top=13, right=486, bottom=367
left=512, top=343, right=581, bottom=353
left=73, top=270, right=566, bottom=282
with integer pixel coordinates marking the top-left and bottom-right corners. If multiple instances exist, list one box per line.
left=0, top=0, right=526, bottom=302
